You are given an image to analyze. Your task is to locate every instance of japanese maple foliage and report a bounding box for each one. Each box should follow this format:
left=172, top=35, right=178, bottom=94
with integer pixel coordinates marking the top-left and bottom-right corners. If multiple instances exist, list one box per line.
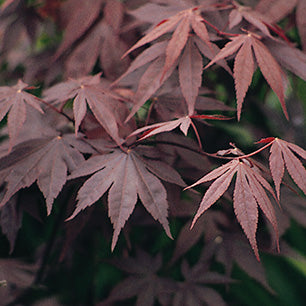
left=0, top=0, right=306, bottom=305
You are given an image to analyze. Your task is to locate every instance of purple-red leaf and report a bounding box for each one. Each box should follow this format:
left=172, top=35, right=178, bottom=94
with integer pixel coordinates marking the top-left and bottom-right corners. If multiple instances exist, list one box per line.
left=187, top=158, right=279, bottom=259
left=0, top=80, right=44, bottom=150
left=68, top=149, right=184, bottom=250
left=0, top=135, right=90, bottom=214
left=44, top=75, right=123, bottom=145
left=205, top=34, right=287, bottom=120
left=269, top=138, right=306, bottom=197
left=233, top=163, right=259, bottom=259
left=234, top=37, right=254, bottom=120
left=179, top=39, right=203, bottom=115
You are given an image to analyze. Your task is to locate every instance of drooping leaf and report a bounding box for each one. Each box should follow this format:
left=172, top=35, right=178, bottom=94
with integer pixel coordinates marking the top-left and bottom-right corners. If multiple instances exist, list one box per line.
left=54, top=0, right=103, bottom=59
left=129, top=117, right=192, bottom=140
left=233, top=37, right=254, bottom=120
left=0, top=134, right=92, bottom=214
left=265, top=39, right=306, bottom=81
left=68, top=148, right=185, bottom=250
left=64, top=1, right=130, bottom=79
left=215, top=232, right=274, bottom=293
left=104, top=250, right=174, bottom=306
left=129, top=114, right=230, bottom=142
left=0, top=80, right=44, bottom=150
left=44, top=74, right=124, bottom=145
left=269, top=138, right=306, bottom=197
left=171, top=260, right=231, bottom=306
left=205, top=33, right=287, bottom=120
left=187, top=158, right=278, bottom=259
left=0, top=195, right=22, bottom=253
left=122, top=6, right=211, bottom=60
left=179, top=39, right=203, bottom=115
left=120, top=5, right=217, bottom=120
left=171, top=211, right=230, bottom=264
left=124, top=55, right=176, bottom=123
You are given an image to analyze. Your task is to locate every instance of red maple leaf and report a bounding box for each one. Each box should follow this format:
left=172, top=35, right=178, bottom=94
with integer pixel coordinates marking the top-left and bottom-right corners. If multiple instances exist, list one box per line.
left=268, top=138, right=306, bottom=199
left=119, top=4, right=229, bottom=120
left=0, top=80, right=44, bottom=150
left=186, top=158, right=279, bottom=259
left=129, top=114, right=230, bottom=146
left=256, top=0, right=306, bottom=50
left=205, top=33, right=287, bottom=120
left=43, top=74, right=125, bottom=145
left=0, top=134, right=93, bottom=214
left=68, top=148, right=185, bottom=250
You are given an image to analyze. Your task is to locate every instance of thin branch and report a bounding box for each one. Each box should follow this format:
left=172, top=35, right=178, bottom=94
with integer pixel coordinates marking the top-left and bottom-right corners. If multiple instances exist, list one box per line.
left=130, top=139, right=233, bottom=160
left=39, top=98, right=75, bottom=124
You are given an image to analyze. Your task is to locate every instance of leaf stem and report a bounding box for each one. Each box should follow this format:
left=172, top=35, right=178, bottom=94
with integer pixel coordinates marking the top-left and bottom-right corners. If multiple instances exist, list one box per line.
left=237, top=141, right=274, bottom=160
left=39, top=98, right=75, bottom=124
left=190, top=119, right=203, bottom=149
left=202, top=18, right=239, bottom=37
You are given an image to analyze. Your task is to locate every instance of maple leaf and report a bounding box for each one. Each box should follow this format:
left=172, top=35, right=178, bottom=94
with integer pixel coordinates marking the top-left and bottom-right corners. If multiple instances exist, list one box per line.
left=114, top=34, right=232, bottom=121
left=171, top=211, right=230, bottom=264
left=255, top=0, right=298, bottom=24
left=255, top=0, right=306, bottom=50
left=43, top=74, right=124, bottom=145
left=0, top=80, right=44, bottom=150
left=264, top=39, right=306, bottom=81
left=279, top=189, right=306, bottom=228
left=129, top=114, right=230, bottom=144
left=215, top=232, right=274, bottom=293
left=119, top=5, right=218, bottom=119
left=171, top=260, right=232, bottom=306
left=122, top=6, right=211, bottom=63
left=262, top=137, right=306, bottom=199
left=205, top=33, right=287, bottom=120
left=64, top=1, right=130, bottom=79
left=0, top=194, right=22, bottom=253
left=186, top=158, right=279, bottom=259
left=54, top=0, right=104, bottom=59
left=68, top=148, right=185, bottom=250
left=229, top=1, right=273, bottom=37
left=0, top=134, right=93, bottom=215
left=103, top=250, right=174, bottom=306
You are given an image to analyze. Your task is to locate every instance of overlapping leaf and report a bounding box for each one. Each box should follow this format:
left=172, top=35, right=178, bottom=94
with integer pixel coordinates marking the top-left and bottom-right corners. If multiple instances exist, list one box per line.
left=0, top=80, right=44, bottom=150
left=104, top=250, right=174, bottom=306
left=118, top=35, right=230, bottom=121
left=54, top=0, right=104, bottom=59
left=62, top=0, right=130, bottom=79
left=205, top=33, right=287, bottom=120
left=215, top=232, right=274, bottom=292
left=0, top=134, right=92, bottom=214
left=119, top=5, right=226, bottom=120
left=265, top=138, right=306, bottom=198
left=68, top=148, right=185, bottom=250
left=43, top=74, right=124, bottom=145
left=229, top=1, right=273, bottom=37
left=187, top=158, right=278, bottom=259
left=171, top=260, right=232, bottom=306
left=256, top=0, right=306, bottom=50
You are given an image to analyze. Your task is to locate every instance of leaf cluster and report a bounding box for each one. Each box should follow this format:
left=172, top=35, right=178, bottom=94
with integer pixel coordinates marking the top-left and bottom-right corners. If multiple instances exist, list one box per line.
left=0, top=0, right=305, bottom=305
